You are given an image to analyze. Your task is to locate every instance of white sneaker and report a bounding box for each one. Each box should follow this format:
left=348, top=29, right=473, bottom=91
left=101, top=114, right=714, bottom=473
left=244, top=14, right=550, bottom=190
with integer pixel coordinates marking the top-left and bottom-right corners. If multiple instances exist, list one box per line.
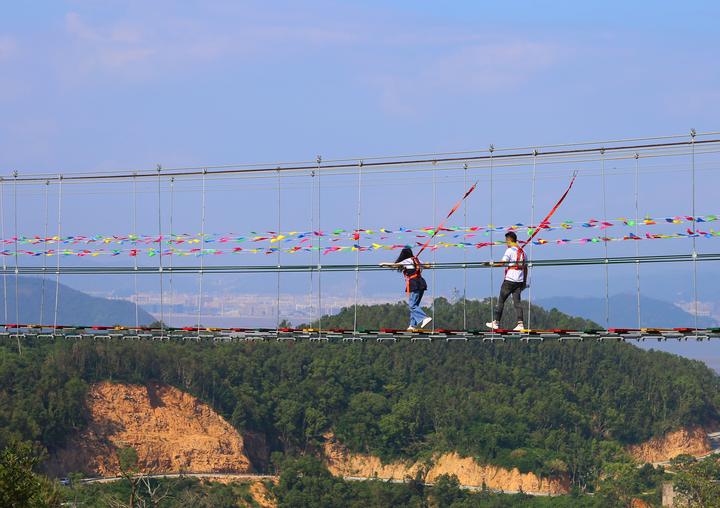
left=485, top=321, right=499, bottom=330
left=420, top=317, right=433, bottom=329
left=513, top=322, right=525, bottom=332
left=407, top=327, right=418, bottom=332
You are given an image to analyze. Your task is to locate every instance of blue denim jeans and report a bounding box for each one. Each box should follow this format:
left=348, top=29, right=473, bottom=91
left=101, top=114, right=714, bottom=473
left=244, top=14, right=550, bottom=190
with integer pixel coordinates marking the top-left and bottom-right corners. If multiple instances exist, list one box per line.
left=407, top=290, right=427, bottom=327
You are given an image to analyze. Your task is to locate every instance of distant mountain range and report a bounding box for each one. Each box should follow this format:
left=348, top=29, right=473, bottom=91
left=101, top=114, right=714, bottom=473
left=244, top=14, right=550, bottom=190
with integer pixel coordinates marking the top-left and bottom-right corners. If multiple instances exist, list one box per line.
left=0, top=276, right=154, bottom=326
left=536, top=294, right=718, bottom=329
left=537, top=294, right=720, bottom=372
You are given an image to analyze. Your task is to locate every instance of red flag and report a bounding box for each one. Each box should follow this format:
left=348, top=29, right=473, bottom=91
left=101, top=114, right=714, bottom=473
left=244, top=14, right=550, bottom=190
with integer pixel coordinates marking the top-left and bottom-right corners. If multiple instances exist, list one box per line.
left=417, top=181, right=478, bottom=258
left=522, top=172, right=578, bottom=247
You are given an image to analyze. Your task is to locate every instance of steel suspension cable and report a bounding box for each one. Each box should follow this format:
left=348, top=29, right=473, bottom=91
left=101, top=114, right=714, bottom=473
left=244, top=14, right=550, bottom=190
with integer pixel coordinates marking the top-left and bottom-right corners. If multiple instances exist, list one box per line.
left=53, top=176, right=63, bottom=331
left=10, top=137, right=720, bottom=184
left=53, top=146, right=720, bottom=200
left=132, top=173, right=139, bottom=332
left=12, top=172, right=20, bottom=353
left=634, top=153, right=642, bottom=329
left=601, top=149, right=610, bottom=329
left=169, top=177, right=175, bottom=327
left=489, top=145, right=495, bottom=331
left=19, top=143, right=720, bottom=196
left=432, top=163, right=437, bottom=333
left=0, top=179, right=6, bottom=332
left=691, top=130, right=699, bottom=334
left=157, top=165, right=165, bottom=336
left=353, top=161, right=363, bottom=336
left=527, top=150, right=538, bottom=332
left=276, top=168, right=281, bottom=333
left=197, top=170, right=207, bottom=336
left=463, top=163, right=468, bottom=331
left=2, top=252, right=719, bottom=276
left=309, top=170, right=314, bottom=328
left=40, top=181, right=49, bottom=328
left=328, top=133, right=700, bottom=165
left=317, top=156, right=322, bottom=335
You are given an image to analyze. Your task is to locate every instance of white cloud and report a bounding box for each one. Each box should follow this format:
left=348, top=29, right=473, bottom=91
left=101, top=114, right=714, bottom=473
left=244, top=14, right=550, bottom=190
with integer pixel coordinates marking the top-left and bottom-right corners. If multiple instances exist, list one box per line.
left=61, top=12, right=157, bottom=77
left=58, top=11, right=362, bottom=81
left=53, top=7, right=569, bottom=111
left=369, top=40, right=566, bottom=115
left=437, top=42, right=561, bottom=89
left=65, top=12, right=143, bottom=45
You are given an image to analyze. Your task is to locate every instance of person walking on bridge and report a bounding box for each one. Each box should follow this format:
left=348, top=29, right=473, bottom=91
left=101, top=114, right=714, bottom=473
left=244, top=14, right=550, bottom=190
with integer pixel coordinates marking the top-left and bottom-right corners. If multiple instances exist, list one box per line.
left=380, top=246, right=433, bottom=331
left=486, top=231, right=527, bottom=331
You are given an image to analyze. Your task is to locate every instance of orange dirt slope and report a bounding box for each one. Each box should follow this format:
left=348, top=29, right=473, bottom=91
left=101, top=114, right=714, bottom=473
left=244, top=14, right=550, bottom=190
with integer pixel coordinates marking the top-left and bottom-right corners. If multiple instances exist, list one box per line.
left=322, top=434, right=570, bottom=495
left=628, top=426, right=712, bottom=464
left=48, top=381, right=251, bottom=477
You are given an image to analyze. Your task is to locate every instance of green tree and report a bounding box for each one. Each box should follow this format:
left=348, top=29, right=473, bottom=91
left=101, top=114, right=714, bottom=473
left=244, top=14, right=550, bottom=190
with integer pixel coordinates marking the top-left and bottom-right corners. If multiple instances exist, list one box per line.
left=117, top=446, right=141, bottom=508
left=0, top=441, right=59, bottom=508
left=379, top=395, right=424, bottom=456
left=594, top=461, right=663, bottom=508
left=336, top=392, right=390, bottom=452
left=670, top=455, right=720, bottom=508
left=274, top=456, right=350, bottom=508
left=429, top=474, right=465, bottom=507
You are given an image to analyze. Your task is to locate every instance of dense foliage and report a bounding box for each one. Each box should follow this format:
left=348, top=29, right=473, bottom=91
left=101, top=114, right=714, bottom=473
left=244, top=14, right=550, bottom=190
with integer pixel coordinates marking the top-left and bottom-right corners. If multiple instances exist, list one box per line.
left=668, top=454, right=720, bottom=507
left=0, top=441, right=61, bottom=507
left=272, top=456, right=663, bottom=508
left=60, top=476, right=261, bottom=507
left=56, top=457, right=667, bottom=508
left=0, top=347, right=87, bottom=451
left=305, top=297, right=600, bottom=330
left=2, top=316, right=719, bottom=491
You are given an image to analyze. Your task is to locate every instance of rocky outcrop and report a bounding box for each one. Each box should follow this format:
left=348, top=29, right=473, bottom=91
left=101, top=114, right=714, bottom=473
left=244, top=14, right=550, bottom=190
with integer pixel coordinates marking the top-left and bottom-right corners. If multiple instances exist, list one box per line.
left=628, top=426, right=711, bottom=464
left=322, top=435, right=569, bottom=495
left=48, top=381, right=251, bottom=476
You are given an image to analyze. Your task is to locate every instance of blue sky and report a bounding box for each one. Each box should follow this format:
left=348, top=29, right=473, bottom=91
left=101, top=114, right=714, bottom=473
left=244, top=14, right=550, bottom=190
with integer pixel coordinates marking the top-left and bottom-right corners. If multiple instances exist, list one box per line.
left=2, top=0, right=720, bottom=171
left=1, top=1, right=719, bottom=326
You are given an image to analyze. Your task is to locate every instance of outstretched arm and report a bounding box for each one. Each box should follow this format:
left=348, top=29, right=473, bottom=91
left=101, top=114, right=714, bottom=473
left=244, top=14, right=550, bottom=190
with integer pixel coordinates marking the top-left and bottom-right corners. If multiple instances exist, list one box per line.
left=487, top=248, right=512, bottom=268
left=379, top=261, right=433, bottom=269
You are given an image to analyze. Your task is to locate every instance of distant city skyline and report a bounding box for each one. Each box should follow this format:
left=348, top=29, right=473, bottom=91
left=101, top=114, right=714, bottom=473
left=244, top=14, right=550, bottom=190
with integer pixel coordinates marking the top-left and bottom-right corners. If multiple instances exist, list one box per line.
left=86, top=286, right=720, bottom=330
left=92, top=289, right=400, bottom=327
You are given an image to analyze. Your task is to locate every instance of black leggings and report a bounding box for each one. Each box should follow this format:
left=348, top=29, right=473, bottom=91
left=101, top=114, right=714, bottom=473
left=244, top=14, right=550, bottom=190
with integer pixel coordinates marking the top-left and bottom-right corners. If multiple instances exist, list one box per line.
left=494, top=280, right=525, bottom=322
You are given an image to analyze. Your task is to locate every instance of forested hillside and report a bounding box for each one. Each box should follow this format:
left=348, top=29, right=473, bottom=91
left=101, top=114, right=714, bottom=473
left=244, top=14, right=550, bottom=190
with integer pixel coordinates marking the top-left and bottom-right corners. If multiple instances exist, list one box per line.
left=305, top=297, right=600, bottom=330
left=2, top=320, right=719, bottom=492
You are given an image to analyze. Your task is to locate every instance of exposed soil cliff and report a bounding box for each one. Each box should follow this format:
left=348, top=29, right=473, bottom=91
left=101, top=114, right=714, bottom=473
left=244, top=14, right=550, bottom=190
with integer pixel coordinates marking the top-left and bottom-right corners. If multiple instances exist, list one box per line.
left=48, top=381, right=251, bottom=477
left=628, top=426, right=711, bottom=464
left=322, top=434, right=570, bottom=495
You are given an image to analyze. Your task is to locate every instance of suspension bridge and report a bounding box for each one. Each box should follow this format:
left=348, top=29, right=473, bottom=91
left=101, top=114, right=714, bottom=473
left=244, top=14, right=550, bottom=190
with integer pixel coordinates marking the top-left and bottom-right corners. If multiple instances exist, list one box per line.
left=1, top=130, right=719, bottom=346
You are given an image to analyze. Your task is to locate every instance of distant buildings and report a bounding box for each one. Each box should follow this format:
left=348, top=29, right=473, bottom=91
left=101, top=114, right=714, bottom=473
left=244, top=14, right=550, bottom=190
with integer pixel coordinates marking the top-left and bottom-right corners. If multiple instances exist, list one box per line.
left=95, top=291, right=398, bottom=327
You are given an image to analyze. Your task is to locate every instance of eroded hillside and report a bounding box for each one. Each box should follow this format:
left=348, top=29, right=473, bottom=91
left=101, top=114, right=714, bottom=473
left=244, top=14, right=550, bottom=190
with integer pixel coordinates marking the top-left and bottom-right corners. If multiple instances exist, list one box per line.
left=322, top=433, right=570, bottom=495
left=628, top=426, right=712, bottom=464
left=47, top=382, right=252, bottom=477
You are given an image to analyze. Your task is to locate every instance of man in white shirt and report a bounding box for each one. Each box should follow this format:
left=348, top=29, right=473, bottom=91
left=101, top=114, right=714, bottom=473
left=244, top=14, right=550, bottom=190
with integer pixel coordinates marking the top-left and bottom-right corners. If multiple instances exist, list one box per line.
left=486, top=231, right=527, bottom=331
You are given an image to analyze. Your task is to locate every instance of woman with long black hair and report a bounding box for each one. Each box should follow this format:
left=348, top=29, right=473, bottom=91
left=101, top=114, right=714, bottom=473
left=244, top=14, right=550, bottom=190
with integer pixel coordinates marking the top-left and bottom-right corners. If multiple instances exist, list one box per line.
left=380, top=246, right=432, bottom=331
